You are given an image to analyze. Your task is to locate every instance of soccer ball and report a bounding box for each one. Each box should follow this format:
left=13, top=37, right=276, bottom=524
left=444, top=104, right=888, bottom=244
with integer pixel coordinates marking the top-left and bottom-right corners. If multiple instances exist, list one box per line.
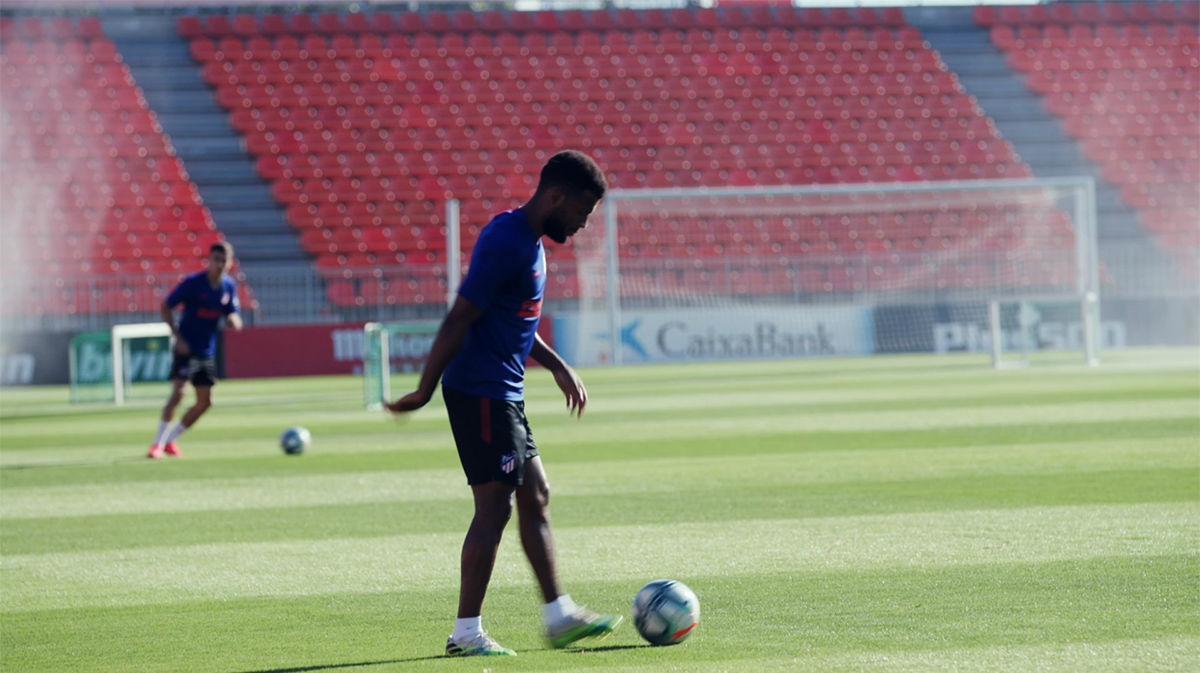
left=280, top=427, right=310, bottom=455
left=633, top=579, right=700, bottom=646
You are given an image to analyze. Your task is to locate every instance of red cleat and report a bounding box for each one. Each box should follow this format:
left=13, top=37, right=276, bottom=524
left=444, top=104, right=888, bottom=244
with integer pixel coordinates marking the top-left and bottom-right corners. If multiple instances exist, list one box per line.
left=163, top=443, right=182, bottom=458
left=147, top=445, right=165, bottom=460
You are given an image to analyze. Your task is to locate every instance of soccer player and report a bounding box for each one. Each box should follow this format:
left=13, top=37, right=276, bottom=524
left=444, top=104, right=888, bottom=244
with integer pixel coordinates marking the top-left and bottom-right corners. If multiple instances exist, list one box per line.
left=386, top=151, right=619, bottom=657
left=147, top=241, right=243, bottom=459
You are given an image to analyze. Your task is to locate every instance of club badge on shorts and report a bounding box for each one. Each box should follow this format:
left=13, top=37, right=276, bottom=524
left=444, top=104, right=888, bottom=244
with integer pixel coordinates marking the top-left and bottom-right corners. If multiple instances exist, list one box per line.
left=499, top=451, right=517, bottom=474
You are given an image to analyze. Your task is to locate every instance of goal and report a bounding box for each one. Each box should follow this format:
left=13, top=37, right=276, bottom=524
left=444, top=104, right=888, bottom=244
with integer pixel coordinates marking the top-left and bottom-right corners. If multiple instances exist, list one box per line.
left=69, top=322, right=174, bottom=404
left=557, top=177, right=1100, bottom=369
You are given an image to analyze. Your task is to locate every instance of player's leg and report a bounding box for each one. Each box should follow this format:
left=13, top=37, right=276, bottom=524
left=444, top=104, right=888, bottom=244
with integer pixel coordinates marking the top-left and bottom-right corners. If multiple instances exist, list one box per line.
left=149, top=360, right=189, bottom=458
left=160, top=359, right=217, bottom=457
left=162, top=379, right=185, bottom=420
left=459, top=481, right=515, bottom=618
left=446, top=482, right=517, bottom=657
left=442, top=389, right=518, bottom=656
left=159, top=384, right=211, bottom=458
left=512, top=417, right=620, bottom=648
left=515, top=456, right=560, bottom=602
left=180, top=384, right=213, bottom=427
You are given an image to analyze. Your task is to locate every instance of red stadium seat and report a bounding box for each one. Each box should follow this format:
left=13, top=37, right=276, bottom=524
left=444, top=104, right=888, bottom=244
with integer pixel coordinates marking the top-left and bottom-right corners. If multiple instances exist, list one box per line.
left=1100, top=3, right=1128, bottom=23
left=203, top=15, right=234, bottom=38
left=232, top=15, right=258, bottom=37
left=288, top=14, right=316, bottom=34
left=314, top=13, right=344, bottom=34
left=397, top=13, right=423, bottom=32
left=259, top=13, right=287, bottom=36
left=177, top=16, right=203, bottom=39
left=343, top=13, right=372, bottom=34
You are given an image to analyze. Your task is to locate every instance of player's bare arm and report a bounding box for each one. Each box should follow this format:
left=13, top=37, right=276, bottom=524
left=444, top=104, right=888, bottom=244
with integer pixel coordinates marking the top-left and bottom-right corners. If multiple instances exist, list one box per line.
left=161, top=300, right=189, bottom=356
left=531, top=332, right=587, bottom=417
left=226, top=312, right=244, bottom=331
left=386, top=296, right=483, bottom=413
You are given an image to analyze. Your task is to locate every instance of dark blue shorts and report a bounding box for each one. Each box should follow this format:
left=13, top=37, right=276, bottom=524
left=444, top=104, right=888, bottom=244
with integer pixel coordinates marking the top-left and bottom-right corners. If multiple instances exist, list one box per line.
left=171, top=353, right=217, bottom=387
left=442, top=386, right=539, bottom=486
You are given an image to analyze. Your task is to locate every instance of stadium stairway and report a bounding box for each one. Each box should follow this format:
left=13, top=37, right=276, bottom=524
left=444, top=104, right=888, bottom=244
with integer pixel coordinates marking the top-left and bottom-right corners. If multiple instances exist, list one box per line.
left=909, top=6, right=1173, bottom=291
left=101, top=13, right=326, bottom=323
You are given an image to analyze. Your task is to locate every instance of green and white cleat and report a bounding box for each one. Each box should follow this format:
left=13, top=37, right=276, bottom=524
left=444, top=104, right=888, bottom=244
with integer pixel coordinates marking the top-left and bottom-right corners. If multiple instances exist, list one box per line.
left=546, top=608, right=622, bottom=649
left=444, top=633, right=516, bottom=657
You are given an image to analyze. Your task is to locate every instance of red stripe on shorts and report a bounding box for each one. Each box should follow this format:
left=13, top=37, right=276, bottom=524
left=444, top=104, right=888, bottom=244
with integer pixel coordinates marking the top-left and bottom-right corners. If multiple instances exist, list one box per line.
left=480, top=397, right=491, bottom=445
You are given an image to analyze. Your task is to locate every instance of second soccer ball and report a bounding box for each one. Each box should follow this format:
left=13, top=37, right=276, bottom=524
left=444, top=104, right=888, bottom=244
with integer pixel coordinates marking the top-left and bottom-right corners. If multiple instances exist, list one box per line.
left=280, top=427, right=311, bottom=455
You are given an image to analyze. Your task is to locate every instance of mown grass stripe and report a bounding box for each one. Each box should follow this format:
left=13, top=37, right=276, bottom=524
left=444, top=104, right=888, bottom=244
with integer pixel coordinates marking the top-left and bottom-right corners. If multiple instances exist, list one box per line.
left=1, top=348, right=1192, bottom=420
left=3, top=361, right=1195, bottom=447
left=3, top=503, right=1192, bottom=612
left=3, top=437, right=1194, bottom=518
left=4, top=467, right=1194, bottom=556
left=4, top=395, right=1196, bottom=448
left=3, top=416, right=1196, bottom=488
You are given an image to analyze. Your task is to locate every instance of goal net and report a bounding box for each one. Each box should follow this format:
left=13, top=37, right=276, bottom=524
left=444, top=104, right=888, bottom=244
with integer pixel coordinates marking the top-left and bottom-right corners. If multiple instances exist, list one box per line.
left=555, top=177, right=1100, bottom=369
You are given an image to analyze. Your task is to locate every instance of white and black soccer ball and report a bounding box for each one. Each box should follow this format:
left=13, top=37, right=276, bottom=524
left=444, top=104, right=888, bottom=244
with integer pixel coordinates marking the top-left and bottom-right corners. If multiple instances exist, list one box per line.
left=633, top=579, right=700, bottom=646
left=280, top=427, right=311, bottom=455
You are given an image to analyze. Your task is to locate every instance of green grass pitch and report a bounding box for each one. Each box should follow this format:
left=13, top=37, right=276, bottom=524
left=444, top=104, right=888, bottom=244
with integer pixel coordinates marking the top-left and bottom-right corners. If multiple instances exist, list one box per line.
left=1, top=349, right=1197, bottom=672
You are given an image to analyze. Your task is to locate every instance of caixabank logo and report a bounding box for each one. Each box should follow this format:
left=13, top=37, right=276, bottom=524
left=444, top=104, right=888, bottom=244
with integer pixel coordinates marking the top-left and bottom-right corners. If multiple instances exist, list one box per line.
left=559, top=306, right=874, bottom=365
left=647, top=320, right=838, bottom=359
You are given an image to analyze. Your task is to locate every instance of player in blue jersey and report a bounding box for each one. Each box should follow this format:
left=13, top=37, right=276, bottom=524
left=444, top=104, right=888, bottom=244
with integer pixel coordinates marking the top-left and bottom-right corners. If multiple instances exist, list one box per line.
left=387, top=151, right=618, bottom=657
left=147, top=242, right=243, bottom=459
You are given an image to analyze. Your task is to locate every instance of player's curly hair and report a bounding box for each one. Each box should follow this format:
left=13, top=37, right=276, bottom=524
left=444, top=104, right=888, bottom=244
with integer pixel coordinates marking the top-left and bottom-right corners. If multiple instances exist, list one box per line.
left=538, top=150, right=607, bottom=199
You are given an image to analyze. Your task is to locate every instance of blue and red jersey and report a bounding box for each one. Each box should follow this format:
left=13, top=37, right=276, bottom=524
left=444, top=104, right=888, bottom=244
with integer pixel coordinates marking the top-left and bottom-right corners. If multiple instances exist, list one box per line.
left=165, top=272, right=240, bottom=358
left=443, top=209, right=546, bottom=401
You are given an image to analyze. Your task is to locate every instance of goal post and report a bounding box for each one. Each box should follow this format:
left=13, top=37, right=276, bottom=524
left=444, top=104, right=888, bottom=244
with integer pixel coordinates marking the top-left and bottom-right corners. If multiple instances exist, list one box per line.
left=362, top=321, right=440, bottom=410
left=560, top=177, right=1101, bottom=369
left=359, top=198, right=460, bottom=410
left=987, top=292, right=1101, bottom=369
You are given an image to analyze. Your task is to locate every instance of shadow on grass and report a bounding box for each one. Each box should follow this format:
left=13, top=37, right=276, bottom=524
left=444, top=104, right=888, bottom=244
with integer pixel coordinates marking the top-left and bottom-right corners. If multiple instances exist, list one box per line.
left=233, top=644, right=654, bottom=672
left=231, top=655, right=449, bottom=673
left=567, top=643, right=655, bottom=654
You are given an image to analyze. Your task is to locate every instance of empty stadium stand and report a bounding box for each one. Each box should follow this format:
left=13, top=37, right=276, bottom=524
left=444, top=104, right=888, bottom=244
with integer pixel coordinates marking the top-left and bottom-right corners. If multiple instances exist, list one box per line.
left=183, top=6, right=1075, bottom=308
left=102, top=13, right=303, bottom=322
left=978, top=2, right=1199, bottom=276
left=0, top=16, right=253, bottom=319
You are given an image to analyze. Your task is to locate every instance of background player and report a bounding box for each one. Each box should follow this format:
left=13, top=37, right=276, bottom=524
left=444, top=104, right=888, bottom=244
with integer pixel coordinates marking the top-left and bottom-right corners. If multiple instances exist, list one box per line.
left=387, top=151, right=618, bottom=657
left=148, top=241, right=243, bottom=459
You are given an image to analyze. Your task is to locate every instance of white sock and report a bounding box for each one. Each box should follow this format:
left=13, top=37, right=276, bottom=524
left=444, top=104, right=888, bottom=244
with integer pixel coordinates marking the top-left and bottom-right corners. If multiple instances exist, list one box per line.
left=164, top=423, right=188, bottom=446
left=543, top=594, right=578, bottom=627
left=452, top=616, right=483, bottom=643
left=153, top=421, right=171, bottom=448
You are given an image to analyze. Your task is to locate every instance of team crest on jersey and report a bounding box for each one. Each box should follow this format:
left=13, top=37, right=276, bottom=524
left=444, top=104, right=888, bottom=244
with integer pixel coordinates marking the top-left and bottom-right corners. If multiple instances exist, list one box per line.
left=499, top=451, right=517, bottom=474
left=222, top=292, right=231, bottom=305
